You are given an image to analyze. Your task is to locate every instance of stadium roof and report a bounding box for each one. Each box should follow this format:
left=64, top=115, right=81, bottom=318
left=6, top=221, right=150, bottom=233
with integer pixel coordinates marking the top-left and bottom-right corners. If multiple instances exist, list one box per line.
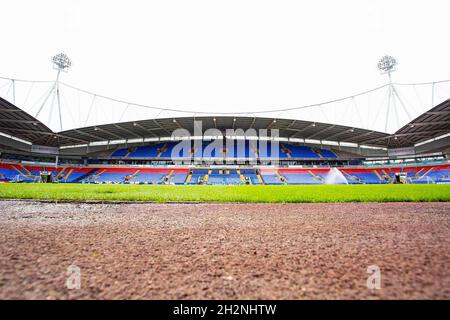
left=57, top=116, right=392, bottom=147
left=0, top=97, right=56, bottom=146
left=394, top=98, right=450, bottom=145
left=1, top=96, right=449, bottom=150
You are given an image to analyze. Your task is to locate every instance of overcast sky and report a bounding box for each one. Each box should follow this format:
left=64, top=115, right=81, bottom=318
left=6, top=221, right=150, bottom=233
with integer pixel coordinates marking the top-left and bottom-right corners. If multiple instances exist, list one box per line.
left=1, top=0, right=449, bottom=132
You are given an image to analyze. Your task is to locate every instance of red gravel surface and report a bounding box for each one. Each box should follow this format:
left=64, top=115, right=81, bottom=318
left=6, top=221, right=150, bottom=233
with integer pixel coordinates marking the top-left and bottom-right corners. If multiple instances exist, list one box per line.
left=0, top=200, right=449, bottom=299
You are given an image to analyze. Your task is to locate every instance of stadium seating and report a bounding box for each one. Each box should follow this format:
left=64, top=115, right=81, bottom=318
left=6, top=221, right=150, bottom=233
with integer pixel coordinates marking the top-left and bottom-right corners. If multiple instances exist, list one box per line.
left=239, top=169, right=261, bottom=184
left=320, top=149, right=337, bottom=158
left=171, top=173, right=189, bottom=184
left=111, top=148, right=129, bottom=157
left=261, top=174, right=283, bottom=184
left=187, top=172, right=206, bottom=184
left=207, top=174, right=241, bottom=185
left=110, top=142, right=338, bottom=160
left=260, top=169, right=285, bottom=184
left=409, top=168, right=450, bottom=184
left=283, top=173, right=319, bottom=184
left=0, top=168, right=17, bottom=181
left=1, top=163, right=449, bottom=185
left=342, top=170, right=386, bottom=184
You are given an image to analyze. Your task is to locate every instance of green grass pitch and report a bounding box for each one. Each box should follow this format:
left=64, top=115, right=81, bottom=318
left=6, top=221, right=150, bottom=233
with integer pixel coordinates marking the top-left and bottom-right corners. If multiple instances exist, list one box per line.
left=0, top=183, right=449, bottom=203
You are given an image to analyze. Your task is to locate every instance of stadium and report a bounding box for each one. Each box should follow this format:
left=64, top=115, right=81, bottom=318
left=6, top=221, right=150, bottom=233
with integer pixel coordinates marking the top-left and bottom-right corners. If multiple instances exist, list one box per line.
left=0, top=52, right=449, bottom=301
left=0, top=56, right=449, bottom=188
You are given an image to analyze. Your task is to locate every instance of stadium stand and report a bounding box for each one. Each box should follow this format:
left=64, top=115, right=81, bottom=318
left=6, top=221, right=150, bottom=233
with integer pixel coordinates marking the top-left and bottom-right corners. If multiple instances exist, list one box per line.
left=110, top=142, right=339, bottom=160
left=1, top=162, right=449, bottom=185
left=0, top=97, right=448, bottom=186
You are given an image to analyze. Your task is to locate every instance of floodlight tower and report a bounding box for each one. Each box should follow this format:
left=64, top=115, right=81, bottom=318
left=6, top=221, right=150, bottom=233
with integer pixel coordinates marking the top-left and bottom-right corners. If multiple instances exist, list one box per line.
left=35, top=53, right=72, bottom=131
left=377, top=55, right=397, bottom=83
left=52, top=53, right=71, bottom=131
left=377, top=55, right=410, bottom=133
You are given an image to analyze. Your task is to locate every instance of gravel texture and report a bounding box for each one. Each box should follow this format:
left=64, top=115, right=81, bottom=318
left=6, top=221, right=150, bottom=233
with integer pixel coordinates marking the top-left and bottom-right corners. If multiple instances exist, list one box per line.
left=0, top=200, right=449, bottom=299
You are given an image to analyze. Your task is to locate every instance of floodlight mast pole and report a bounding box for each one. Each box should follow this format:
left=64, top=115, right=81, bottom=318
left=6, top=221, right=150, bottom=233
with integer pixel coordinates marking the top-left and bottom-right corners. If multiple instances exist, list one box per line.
left=431, top=82, right=435, bottom=106
left=12, top=79, right=15, bottom=105
left=52, top=53, right=71, bottom=131
left=377, top=55, right=396, bottom=132
left=55, top=67, right=62, bottom=132
left=377, top=55, right=410, bottom=133
left=35, top=53, right=72, bottom=130
left=386, top=65, right=394, bottom=133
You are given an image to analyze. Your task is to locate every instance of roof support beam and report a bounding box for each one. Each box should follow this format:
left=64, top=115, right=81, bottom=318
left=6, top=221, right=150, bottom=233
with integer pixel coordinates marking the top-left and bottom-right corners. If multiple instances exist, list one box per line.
left=73, top=129, right=108, bottom=141
left=395, top=129, right=448, bottom=137
left=112, top=124, right=143, bottom=139
left=51, top=134, right=89, bottom=144
left=306, top=125, right=336, bottom=139
left=345, top=130, right=380, bottom=143
left=152, top=119, right=172, bottom=136
left=249, top=117, right=257, bottom=129
left=34, top=132, right=88, bottom=146
left=425, top=111, right=448, bottom=115
left=361, top=130, right=446, bottom=146
left=407, top=120, right=450, bottom=126
left=0, top=119, right=41, bottom=124
left=95, top=127, right=125, bottom=140
left=0, top=126, right=55, bottom=136
left=289, top=123, right=318, bottom=139
left=286, top=120, right=297, bottom=128
left=132, top=122, right=160, bottom=138
left=0, top=109, right=25, bottom=113
left=360, top=135, right=391, bottom=144
left=322, top=128, right=355, bottom=141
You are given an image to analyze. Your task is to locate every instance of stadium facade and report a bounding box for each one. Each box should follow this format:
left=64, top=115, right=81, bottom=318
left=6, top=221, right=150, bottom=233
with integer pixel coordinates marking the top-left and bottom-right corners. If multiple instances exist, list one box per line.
left=0, top=64, right=449, bottom=185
